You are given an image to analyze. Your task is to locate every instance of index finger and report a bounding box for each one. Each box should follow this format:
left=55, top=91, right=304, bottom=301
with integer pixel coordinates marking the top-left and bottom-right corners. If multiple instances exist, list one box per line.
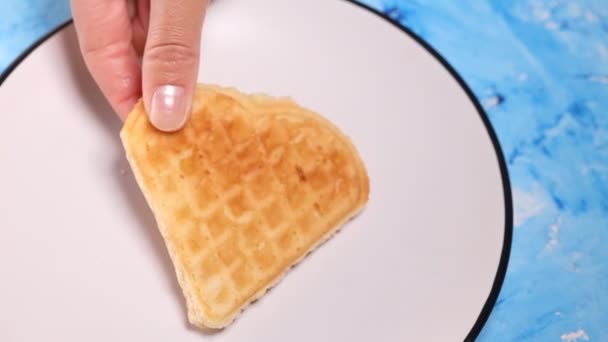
left=70, top=0, right=142, bottom=120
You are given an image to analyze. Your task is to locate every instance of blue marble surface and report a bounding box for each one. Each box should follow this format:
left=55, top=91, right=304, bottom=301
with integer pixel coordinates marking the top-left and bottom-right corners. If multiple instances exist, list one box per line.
left=1, top=1, right=607, bottom=341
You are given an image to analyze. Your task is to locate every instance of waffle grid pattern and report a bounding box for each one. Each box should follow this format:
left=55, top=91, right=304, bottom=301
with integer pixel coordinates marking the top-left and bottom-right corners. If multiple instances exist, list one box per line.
left=123, top=87, right=366, bottom=326
left=121, top=86, right=369, bottom=327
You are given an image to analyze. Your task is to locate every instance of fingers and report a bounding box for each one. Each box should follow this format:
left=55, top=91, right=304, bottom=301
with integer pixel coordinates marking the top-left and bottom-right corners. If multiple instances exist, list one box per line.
left=142, top=0, right=208, bottom=132
left=131, top=0, right=150, bottom=57
left=70, top=0, right=142, bottom=120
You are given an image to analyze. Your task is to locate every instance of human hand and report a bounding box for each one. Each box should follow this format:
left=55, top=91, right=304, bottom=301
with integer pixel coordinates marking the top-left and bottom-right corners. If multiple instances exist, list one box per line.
left=70, top=0, right=208, bottom=132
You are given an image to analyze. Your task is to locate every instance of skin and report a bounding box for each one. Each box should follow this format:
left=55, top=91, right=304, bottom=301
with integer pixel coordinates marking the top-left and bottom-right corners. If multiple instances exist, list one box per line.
left=70, top=0, right=209, bottom=132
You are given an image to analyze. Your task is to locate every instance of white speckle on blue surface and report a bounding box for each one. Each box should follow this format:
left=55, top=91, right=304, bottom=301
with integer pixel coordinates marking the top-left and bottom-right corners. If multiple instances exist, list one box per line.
left=585, top=10, right=598, bottom=22
left=1, top=0, right=608, bottom=341
left=560, top=328, right=590, bottom=342
left=534, top=8, right=551, bottom=21
left=545, top=21, right=559, bottom=29
left=544, top=216, right=561, bottom=250
left=586, top=74, right=608, bottom=84
left=483, top=94, right=505, bottom=109
left=513, top=187, right=546, bottom=227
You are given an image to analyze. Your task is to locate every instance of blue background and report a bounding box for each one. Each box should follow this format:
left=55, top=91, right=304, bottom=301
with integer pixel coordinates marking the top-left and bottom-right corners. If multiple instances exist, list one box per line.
left=1, top=1, right=606, bottom=341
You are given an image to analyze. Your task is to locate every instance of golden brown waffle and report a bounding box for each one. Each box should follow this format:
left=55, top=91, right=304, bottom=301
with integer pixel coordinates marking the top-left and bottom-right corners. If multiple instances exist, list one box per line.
left=120, top=84, right=369, bottom=329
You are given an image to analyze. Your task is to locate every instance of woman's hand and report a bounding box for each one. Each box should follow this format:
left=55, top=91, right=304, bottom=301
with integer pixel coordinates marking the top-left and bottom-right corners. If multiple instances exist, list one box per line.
left=70, top=0, right=208, bottom=132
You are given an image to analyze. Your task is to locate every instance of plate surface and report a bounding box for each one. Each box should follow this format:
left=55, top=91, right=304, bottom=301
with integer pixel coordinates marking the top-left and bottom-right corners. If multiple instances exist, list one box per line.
left=0, top=0, right=511, bottom=341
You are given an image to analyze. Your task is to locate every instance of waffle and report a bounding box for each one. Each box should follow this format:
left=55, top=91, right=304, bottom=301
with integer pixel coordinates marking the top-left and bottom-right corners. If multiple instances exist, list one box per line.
left=120, top=84, right=370, bottom=329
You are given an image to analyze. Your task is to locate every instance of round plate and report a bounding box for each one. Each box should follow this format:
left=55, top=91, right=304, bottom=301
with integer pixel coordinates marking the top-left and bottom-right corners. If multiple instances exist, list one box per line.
left=0, top=0, right=512, bottom=341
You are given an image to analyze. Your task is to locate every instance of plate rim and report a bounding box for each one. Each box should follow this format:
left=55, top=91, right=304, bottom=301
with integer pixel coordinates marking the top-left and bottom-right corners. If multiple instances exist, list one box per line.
left=0, top=1, right=514, bottom=341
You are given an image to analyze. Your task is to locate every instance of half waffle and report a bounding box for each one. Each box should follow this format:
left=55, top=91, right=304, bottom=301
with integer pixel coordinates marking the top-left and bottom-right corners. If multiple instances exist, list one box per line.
left=120, top=84, right=370, bottom=329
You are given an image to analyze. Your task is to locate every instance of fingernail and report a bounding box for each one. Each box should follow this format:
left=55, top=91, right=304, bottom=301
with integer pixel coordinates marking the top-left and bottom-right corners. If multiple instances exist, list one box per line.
left=150, top=85, right=189, bottom=132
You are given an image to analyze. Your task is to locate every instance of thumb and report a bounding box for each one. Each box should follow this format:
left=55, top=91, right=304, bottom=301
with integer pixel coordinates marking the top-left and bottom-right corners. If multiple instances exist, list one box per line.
left=142, top=0, right=208, bottom=132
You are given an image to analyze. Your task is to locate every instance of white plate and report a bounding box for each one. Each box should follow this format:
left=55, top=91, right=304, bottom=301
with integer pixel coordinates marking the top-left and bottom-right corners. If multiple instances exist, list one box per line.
left=0, top=0, right=512, bottom=341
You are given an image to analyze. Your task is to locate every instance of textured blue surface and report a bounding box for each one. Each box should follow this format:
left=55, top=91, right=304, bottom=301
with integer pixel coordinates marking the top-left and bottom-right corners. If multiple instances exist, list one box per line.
left=0, top=1, right=70, bottom=71
left=1, top=1, right=607, bottom=341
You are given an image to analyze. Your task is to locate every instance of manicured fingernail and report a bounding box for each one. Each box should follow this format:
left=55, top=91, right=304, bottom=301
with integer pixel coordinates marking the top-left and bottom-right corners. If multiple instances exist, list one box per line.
left=150, top=85, right=189, bottom=132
